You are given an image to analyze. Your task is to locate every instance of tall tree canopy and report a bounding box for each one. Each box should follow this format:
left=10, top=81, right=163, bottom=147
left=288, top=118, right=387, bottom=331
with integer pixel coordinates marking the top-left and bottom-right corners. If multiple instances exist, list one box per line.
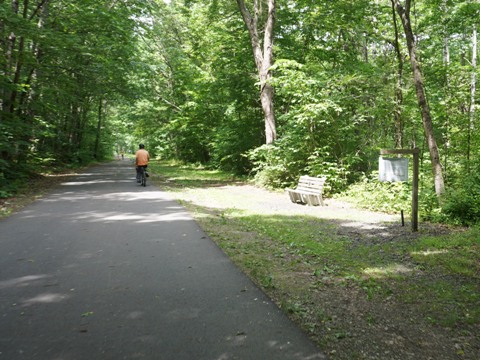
left=1, top=0, right=142, bottom=182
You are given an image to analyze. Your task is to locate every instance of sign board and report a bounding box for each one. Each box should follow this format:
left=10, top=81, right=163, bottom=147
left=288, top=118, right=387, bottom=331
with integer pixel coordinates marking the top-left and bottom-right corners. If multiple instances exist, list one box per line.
left=379, top=157, right=409, bottom=182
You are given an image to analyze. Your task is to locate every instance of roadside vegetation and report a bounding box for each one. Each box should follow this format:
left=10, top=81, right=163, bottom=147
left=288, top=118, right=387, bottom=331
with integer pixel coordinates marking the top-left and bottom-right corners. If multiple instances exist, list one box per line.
left=0, top=162, right=96, bottom=218
left=149, top=161, right=479, bottom=360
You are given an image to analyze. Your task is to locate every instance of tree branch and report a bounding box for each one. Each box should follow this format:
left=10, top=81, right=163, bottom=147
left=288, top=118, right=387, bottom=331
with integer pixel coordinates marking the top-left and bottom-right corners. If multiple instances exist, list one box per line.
left=29, top=0, right=48, bottom=21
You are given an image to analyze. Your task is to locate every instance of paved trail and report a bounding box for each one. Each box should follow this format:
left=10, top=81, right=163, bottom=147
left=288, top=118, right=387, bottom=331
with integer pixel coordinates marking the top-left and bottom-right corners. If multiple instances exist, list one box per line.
left=0, top=161, right=326, bottom=360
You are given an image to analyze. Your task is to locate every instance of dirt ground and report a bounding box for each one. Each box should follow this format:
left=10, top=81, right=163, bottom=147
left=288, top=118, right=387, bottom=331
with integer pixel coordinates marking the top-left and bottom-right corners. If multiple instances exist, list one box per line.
left=167, top=183, right=479, bottom=360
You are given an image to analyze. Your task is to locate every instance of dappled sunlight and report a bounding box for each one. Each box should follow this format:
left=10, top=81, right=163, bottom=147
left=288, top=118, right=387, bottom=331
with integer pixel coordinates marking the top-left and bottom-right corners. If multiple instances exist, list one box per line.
left=339, top=221, right=387, bottom=230
left=411, top=249, right=449, bottom=256
left=107, top=191, right=178, bottom=202
left=61, top=180, right=133, bottom=186
left=22, top=292, right=70, bottom=306
left=42, top=191, right=176, bottom=203
left=102, top=212, right=191, bottom=223
left=64, top=172, right=100, bottom=177
left=363, top=264, right=414, bottom=278
left=44, top=173, right=79, bottom=179
left=69, top=209, right=192, bottom=223
left=0, top=274, right=50, bottom=289
left=336, top=220, right=396, bottom=240
left=126, top=310, right=145, bottom=320
left=266, top=340, right=325, bottom=359
left=20, top=189, right=188, bottom=223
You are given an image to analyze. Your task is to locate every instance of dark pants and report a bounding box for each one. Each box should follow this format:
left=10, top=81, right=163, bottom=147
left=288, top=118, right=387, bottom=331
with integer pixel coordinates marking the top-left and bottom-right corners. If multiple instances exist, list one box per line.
left=136, top=165, right=148, bottom=181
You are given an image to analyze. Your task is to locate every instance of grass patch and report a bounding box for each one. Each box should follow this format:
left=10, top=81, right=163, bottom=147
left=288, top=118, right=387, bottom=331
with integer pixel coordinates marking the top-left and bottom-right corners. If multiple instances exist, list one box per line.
left=149, top=160, right=242, bottom=189
left=410, top=228, right=479, bottom=277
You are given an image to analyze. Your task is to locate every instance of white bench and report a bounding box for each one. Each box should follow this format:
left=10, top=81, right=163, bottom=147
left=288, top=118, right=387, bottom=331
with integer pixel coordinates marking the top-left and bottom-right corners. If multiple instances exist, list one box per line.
left=285, top=175, right=326, bottom=206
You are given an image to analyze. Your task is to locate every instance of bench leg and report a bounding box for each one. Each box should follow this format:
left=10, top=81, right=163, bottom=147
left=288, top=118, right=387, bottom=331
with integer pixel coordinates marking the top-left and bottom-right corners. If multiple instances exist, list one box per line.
left=318, top=195, right=324, bottom=206
left=287, top=190, right=302, bottom=203
left=313, top=194, right=324, bottom=206
left=288, top=192, right=295, bottom=203
left=303, top=194, right=324, bottom=206
left=300, top=193, right=312, bottom=205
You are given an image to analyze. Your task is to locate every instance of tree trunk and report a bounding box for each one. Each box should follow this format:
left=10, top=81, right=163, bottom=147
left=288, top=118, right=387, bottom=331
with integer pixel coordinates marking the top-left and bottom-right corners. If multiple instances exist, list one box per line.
left=393, top=0, right=445, bottom=197
left=236, top=0, right=277, bottom=144
left=2, top=1, right=20, bottom=114
left=467, top=27, right=477, bottom=168
left=441, top=0, right=451, bottom=180
left=8, top=0, right=30, bottom=114
left=94, top=98, right=103, bottom=160
left=391, top=0, right=404, bottom=148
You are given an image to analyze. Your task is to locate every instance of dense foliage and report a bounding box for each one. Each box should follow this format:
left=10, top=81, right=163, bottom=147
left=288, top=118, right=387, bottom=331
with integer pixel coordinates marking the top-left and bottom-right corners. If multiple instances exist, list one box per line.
left=0, top=0, right=145, bottom=195
left=1, top=0, right=479, bottom=224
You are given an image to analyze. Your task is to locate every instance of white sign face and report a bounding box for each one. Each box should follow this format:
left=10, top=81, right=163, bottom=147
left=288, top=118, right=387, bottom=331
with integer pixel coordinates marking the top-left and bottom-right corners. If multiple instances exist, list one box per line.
left=379, top=157, right=409, bottom=182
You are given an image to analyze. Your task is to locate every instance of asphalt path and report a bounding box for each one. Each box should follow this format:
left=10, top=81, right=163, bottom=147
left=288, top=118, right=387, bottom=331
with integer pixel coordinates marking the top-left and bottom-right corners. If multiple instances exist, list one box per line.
left=0, top=161, right=326, bottom=360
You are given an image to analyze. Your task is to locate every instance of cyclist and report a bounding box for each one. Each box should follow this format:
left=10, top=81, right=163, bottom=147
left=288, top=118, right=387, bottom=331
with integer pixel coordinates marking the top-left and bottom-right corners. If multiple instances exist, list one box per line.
left=135, top=143, right=150, bottom=183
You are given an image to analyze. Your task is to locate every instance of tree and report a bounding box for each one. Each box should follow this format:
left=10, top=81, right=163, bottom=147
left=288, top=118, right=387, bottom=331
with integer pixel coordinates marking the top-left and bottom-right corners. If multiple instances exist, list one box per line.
left=0, top=0, right=141, bottom=183
left=393, top=0, right=445, bottom=197
left=391, top=0, right=405, bottom=149
left=236, top=0, right=277, bottom=144
left=467, top=27, right=477, bottom=165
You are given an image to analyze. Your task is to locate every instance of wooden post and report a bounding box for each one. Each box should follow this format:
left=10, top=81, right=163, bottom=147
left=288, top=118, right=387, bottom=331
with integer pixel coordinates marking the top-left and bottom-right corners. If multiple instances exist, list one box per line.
left=380, top=148, right=419, bottom=232
left=411, top=148, right=419, bottom=232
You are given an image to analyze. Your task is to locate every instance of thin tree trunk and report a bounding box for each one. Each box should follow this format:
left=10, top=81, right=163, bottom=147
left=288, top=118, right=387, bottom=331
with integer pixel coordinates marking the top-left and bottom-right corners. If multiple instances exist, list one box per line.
left=441, top=0, right=450, bottom=180
left=236, top=0, right=276, bottom=144
left=467, top=27, right=477, bottom=168
left=3, top=0, right=20, bottom=114
left=393, top=0, right=445, bottom=197
left=9, top=0, right=29, bottom=114
left=391, top=0, right=404, bottom=148
left=94, top=98, right=104, bottom=160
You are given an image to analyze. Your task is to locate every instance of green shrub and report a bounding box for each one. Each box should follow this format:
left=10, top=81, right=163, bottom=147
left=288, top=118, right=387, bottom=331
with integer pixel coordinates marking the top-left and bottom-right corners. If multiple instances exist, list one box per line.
left=246, top=141, right=351, bottom=193
left=246, top=144, right=292, bottom=189
left=335, top=172, right=411, bottom=214
left=417, top=187, right=446, bottom=223
left=441, top=175, right=480, bottom=226
left=304, top=152, right=350, bottom=194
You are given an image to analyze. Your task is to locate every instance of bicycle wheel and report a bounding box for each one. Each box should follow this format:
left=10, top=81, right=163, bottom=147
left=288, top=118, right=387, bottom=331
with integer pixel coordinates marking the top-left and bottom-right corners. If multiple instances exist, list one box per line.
left=141, top=167, right=147, bottom=187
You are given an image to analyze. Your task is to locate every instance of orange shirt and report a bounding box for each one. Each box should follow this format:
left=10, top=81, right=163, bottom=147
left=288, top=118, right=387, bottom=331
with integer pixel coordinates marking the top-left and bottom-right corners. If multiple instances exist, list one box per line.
left=135, top=149, right=150, bottom=166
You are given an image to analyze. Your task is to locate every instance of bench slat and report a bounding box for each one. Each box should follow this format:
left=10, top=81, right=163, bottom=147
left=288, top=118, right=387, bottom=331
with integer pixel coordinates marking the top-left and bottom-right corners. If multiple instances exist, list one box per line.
left=285, top=175, right=326, bottom=206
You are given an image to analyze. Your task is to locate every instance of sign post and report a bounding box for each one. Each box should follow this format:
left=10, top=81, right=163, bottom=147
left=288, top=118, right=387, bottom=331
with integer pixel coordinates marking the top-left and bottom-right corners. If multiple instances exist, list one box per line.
left=380, top=148, right=419, bottom=232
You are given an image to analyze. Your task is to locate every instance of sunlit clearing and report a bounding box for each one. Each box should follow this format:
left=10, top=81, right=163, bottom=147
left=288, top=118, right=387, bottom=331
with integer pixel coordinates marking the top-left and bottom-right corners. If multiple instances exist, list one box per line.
left=363, top=264, right=413, bottom=278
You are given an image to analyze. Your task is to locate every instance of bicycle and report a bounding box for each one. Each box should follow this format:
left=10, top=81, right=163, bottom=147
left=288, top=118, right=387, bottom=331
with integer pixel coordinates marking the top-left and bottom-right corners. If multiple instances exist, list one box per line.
left=137, top=166, right=147, bottom=187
